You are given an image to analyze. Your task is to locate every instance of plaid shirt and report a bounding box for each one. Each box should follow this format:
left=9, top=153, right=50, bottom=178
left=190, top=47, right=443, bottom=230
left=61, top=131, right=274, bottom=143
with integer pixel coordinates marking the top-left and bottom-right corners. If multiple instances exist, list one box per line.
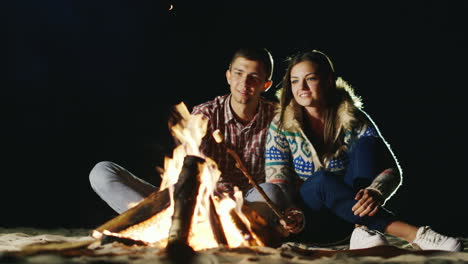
left=191, top=94, right=276, bottom=193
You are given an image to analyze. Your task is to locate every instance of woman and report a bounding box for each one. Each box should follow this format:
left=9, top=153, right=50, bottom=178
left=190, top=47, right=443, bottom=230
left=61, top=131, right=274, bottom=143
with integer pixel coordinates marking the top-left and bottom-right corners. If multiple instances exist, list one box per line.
left=264, top=50, right=462, bottom=251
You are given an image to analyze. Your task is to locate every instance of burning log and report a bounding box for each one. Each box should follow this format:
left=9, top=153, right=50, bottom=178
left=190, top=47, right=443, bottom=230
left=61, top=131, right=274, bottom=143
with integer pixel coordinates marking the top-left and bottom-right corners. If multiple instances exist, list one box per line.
left=100, top=234, right=148, bottom=246
left=229, top=209, right=261, bottom=246
left=167, top=155, right=205, bottom=247
left=165, top=155, right=205, bottom=264
left=241, top=204, right=288, bottom=248
left=93, top=188, right=171, bottom=235
left=209, top=196, right=229, bottom=246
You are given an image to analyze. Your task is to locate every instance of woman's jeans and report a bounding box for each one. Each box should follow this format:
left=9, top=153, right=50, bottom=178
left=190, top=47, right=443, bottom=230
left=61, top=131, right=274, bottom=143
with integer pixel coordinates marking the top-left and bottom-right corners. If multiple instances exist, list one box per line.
left=292, top=136, right=397, bottom=243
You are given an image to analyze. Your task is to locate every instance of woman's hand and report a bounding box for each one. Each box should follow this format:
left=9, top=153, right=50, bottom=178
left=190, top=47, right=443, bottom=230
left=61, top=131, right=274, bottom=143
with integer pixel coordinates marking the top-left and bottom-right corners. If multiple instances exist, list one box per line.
left=352, top=188, right=384, bottom=217
left=280, top=208, right=305, bottom=234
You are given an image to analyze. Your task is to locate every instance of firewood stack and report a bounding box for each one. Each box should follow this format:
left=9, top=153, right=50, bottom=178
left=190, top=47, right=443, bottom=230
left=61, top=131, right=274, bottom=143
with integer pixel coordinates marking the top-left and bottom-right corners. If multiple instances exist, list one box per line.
left=91, top=155, right=286, bottom=252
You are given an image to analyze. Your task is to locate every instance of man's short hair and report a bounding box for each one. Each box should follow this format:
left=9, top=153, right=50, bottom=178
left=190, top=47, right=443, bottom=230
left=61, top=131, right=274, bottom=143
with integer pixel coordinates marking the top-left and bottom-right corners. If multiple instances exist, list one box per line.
left=230, top=48, right=274, bottom=81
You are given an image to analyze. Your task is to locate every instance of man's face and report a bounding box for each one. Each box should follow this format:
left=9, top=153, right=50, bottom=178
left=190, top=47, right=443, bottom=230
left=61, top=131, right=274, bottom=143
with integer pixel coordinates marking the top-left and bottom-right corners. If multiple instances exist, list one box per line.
left=226, top=57, right=269, bottom=105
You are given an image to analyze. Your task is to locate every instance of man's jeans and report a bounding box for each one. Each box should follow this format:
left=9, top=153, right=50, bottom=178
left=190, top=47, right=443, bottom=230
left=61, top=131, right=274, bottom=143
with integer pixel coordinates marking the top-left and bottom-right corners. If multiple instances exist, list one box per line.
left=89, top=161, right=157, bottom=214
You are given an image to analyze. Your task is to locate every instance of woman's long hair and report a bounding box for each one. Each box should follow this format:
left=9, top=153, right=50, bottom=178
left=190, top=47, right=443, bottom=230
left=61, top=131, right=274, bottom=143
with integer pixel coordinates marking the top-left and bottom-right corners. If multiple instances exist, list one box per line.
left=277, top=50, right=362, bottom=164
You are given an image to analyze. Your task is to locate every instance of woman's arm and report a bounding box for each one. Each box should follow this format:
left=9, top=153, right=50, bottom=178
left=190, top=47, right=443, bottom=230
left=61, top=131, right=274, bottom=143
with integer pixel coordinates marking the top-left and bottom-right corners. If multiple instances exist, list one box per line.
left=366, top=167, right=402, bottom=203
left=265, top=121, right=306, bottom=233
left=265, top=121, right=295, bottom=204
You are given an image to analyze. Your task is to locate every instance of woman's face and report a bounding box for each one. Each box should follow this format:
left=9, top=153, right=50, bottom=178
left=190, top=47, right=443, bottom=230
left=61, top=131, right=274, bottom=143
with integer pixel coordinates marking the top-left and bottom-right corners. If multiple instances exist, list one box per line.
left=290, top=61, right=322, bottom=108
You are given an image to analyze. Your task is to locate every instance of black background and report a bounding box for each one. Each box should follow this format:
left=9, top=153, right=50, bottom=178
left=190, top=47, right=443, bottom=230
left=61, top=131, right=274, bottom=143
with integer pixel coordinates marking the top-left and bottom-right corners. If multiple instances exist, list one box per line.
left=3, top=1, right=467, bottom=237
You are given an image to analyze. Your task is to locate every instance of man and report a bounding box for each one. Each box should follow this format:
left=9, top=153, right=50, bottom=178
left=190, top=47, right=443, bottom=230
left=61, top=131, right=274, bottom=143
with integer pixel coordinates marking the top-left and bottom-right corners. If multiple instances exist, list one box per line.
left=191, top=48, right=277, bottom=195
left=89, top=48, right=284, bottom=217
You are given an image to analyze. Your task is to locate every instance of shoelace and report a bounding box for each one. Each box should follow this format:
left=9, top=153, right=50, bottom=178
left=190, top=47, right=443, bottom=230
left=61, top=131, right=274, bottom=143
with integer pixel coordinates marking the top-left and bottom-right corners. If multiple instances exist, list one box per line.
left=362, top=228, right=383, bottom=236
left=418, top=228, right=447, bottom=245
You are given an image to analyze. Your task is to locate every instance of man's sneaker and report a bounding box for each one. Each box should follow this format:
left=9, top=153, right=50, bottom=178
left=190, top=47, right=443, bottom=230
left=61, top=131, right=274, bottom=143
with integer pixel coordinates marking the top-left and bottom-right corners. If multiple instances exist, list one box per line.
left=412, top=226, right=463, bottom=252
left=349, top=226, right=389, bottom=250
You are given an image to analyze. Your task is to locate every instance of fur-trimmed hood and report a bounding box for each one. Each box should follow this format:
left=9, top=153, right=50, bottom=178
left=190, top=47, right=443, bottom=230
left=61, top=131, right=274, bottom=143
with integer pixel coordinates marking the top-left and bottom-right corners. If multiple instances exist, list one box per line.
left=276, top=77, right=364, bottom=133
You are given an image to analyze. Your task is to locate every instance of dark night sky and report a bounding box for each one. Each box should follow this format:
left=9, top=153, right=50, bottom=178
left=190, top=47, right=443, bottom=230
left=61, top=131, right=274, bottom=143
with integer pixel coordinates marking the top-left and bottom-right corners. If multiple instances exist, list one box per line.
left=3, top=1, right=467, bottom=237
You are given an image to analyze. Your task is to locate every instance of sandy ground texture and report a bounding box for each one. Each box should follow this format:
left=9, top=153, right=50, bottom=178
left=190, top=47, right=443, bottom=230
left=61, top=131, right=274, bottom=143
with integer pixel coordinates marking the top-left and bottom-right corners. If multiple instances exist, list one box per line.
left=0, top=227, right=467, bottom=264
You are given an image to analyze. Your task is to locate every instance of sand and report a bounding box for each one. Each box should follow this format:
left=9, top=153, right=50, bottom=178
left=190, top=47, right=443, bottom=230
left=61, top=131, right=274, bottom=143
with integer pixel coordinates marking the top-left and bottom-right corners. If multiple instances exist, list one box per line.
left=1, top=227, right=467, bottom=264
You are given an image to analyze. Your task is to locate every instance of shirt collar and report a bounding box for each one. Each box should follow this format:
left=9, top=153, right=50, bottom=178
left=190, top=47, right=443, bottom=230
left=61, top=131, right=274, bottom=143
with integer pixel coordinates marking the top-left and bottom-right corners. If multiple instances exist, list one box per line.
left=224, top=94, right=236, bottom=124
left=224, top=94, right=262, bottom=126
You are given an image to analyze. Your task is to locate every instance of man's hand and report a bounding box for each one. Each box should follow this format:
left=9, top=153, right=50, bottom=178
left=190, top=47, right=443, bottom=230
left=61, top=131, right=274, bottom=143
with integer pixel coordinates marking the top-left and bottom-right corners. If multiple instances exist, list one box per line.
left=352, top=188, right=384, bottom=217
left=280, top=208, right=305, bottom=234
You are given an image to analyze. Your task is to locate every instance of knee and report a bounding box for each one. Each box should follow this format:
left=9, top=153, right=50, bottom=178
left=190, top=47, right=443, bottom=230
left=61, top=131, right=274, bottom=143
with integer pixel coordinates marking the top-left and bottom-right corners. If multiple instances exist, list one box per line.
left=259, top=182, right=283, bottom=196
left=244, top=183, right=287, bottom=208
left=259, top=182, right=286, bottom=205
left=299, top=170, right=334, bottom=197
left=89, top=161, right=117, bottom=189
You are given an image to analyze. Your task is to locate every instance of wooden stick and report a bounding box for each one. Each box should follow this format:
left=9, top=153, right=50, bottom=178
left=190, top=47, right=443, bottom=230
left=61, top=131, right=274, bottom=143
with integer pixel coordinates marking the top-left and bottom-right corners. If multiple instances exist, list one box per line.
left=212, top=130, right=290, bottom=225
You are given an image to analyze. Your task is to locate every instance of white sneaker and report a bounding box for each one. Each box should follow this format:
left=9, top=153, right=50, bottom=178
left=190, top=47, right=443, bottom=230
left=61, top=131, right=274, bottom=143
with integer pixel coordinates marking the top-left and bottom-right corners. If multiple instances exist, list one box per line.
left=349, top=226, right=389, bottom=249
left=412, top=226, right=463, bottom=252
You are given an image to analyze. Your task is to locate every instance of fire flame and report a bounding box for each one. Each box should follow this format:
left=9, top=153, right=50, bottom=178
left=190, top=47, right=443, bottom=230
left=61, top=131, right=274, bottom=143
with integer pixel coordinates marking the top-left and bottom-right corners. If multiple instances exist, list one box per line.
left=96, top=102, right=263, bottom=250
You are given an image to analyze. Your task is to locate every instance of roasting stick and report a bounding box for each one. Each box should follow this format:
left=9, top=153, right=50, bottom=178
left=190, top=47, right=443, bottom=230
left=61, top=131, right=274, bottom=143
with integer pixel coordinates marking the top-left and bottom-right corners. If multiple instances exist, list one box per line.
left=212, top=129, right=290, bottom=225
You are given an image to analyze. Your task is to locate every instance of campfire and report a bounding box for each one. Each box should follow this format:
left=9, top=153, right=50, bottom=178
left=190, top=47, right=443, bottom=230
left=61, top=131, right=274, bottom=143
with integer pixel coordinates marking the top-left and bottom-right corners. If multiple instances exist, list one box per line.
left=91, top=102, right=285, bottom=251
